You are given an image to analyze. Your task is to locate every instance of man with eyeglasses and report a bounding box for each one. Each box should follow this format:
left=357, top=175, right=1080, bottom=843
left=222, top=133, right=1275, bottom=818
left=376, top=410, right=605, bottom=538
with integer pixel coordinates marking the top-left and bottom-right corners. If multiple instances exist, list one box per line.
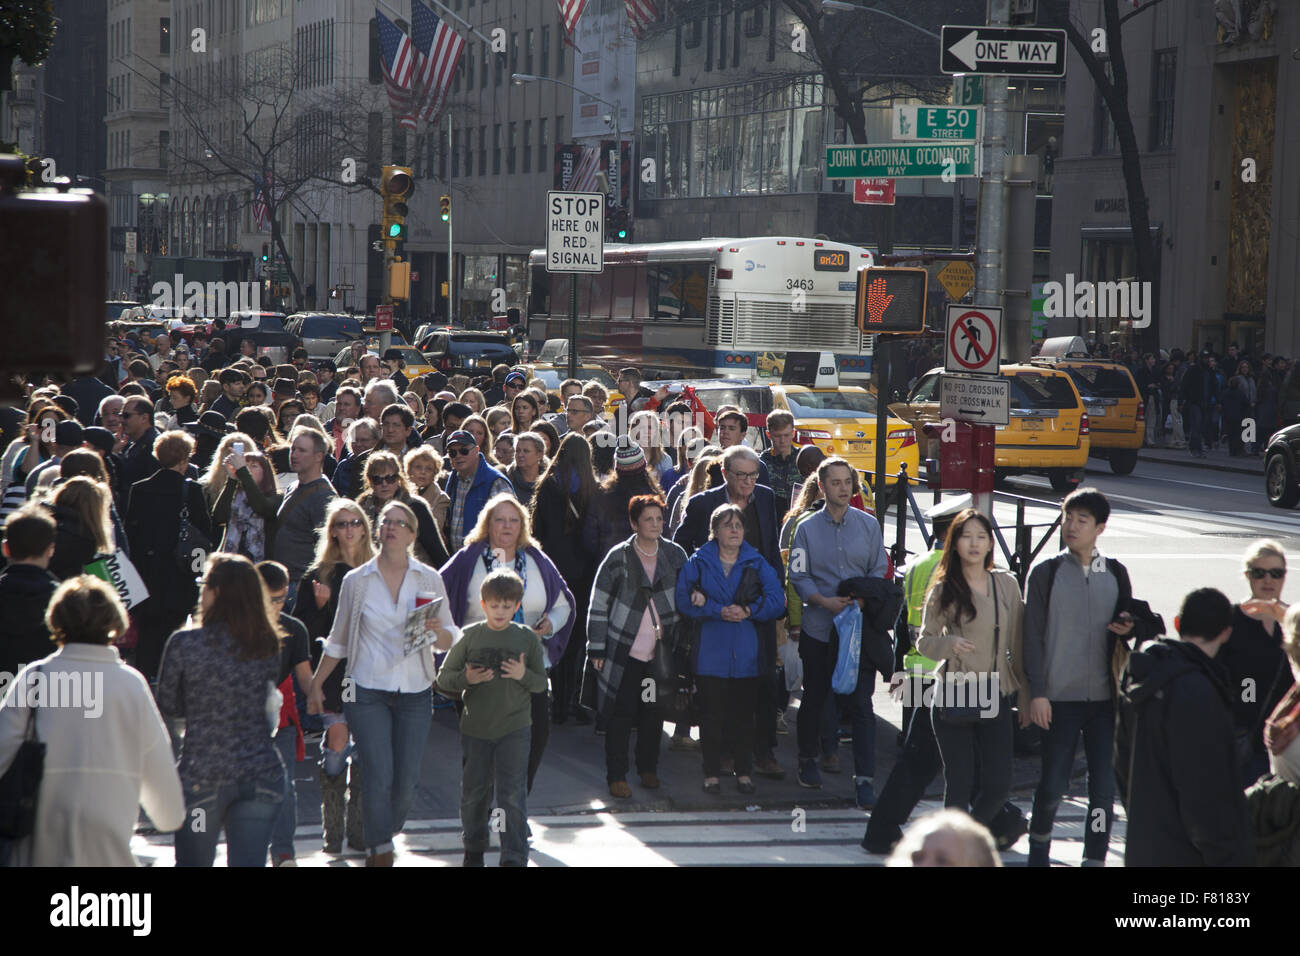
left=119, top=396, right=162, bottom=491
left=500, top=370, right=528, bottom=407
left=675, top=445, right=786, bottom=780
left=564, top=395, right=596, bottom=436
left=1023, top=487, right=1136, bottom=867
left=274, top=427, right=339, bottom=607
left=441, top=430, right=513, bottom=552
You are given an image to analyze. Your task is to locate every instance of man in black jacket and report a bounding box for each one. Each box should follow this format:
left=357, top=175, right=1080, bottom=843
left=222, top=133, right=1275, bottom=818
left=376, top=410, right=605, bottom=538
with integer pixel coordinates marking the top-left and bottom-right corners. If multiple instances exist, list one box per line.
left=118, top=396, right=161, bottom=493
left=1114, top=587, right=1255, bottom=867
left=0, top=507, right=58, bottom=676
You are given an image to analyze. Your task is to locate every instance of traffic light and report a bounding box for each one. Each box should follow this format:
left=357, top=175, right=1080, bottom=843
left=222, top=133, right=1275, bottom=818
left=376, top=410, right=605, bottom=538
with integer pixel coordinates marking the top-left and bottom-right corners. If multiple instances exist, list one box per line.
left=381, top=165, right=414, bottom=242
left=439, top=194, right=450, bottom=222
left=389, top=259, right=411, bottom=301
left=855, top=266, right=929, bottom=335
left=261, top=243, right=269, bottom=262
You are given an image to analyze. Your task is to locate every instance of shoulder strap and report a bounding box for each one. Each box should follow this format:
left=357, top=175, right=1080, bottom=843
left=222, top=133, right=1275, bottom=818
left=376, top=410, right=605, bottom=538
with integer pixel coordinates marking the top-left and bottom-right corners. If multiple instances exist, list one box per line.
left=991, top=574, right=1001, bottom=673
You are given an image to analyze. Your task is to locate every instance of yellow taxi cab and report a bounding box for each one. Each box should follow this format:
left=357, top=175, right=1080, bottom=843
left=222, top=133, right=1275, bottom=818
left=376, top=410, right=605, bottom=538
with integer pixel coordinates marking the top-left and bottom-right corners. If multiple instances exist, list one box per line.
left=334, top=342, right=436, bottom=379
left=1030, top=337, right=1143, bottom=475
left=890, top=362, right=1091, bottom=492
left=756, top=350, right=786, bottom=380
left=770, top=352, right=919, bottom=485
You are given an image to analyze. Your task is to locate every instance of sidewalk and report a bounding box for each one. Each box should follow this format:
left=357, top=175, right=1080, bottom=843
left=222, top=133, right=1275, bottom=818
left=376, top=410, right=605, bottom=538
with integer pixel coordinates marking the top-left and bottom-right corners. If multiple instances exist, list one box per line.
left=1136, top=443, right=1264, bottom=477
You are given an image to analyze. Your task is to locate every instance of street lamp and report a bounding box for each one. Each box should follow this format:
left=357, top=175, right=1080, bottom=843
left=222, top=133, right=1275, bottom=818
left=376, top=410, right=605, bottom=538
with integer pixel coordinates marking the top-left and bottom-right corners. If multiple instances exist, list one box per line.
left=512, top=72, right=621, bottom=132
left=820, top=0, right=941, bottom=40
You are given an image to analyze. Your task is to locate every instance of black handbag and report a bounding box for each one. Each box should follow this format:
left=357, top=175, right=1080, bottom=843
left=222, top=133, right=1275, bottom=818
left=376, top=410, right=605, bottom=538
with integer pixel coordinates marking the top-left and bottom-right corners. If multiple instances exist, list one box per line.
left=734, top=565, right=762, bottom=608
left=645, top=592, right=677, bottom=697
left=933, top=577, right=1001, bottom=726
left=0, top=670, right=46, bottom=840
left=173, top=487, right=213, bottom=569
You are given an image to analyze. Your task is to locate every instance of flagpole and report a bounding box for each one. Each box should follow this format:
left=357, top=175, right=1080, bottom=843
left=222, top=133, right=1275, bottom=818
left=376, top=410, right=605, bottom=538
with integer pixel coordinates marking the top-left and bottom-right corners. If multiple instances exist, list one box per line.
left=447, top=110, right=455, bottom=325
left=410, top=0, right=494, bottom=46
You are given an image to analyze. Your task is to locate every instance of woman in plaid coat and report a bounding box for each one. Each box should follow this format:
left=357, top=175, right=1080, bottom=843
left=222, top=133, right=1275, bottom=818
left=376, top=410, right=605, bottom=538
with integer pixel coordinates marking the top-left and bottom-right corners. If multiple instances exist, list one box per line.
left=586, top=494, right=688, bottom=799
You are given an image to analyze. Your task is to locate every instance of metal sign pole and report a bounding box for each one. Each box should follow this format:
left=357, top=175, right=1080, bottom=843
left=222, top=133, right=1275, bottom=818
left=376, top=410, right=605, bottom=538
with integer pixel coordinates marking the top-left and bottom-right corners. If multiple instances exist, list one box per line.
left=874, top=334, right=890, bottom=525
left=567, top=276, right=578, bottom=381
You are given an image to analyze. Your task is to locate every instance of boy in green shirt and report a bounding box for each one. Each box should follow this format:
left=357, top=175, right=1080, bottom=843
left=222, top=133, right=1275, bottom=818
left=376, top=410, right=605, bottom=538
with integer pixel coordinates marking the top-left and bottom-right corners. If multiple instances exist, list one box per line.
left=437, top=568, right=548, bottom=867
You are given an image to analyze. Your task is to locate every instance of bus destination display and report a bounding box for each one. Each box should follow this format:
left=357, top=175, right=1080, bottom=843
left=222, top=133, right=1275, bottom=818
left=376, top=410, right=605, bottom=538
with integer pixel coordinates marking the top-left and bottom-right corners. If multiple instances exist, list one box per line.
left=813, top=249, right=850, bottom=272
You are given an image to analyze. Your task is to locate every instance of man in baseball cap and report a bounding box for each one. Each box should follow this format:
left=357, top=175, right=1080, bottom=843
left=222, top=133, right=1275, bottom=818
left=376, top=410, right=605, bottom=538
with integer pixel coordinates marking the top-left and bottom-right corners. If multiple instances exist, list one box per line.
left=442, top=429, right=513, bottom=551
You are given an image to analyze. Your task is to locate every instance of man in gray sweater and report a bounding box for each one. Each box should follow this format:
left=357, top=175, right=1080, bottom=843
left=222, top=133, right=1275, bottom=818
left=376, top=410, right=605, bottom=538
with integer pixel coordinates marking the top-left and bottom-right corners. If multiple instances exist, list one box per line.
left=273, top=427, right=337, bottom=607
left=1022, top=488, right=1135, bottom=867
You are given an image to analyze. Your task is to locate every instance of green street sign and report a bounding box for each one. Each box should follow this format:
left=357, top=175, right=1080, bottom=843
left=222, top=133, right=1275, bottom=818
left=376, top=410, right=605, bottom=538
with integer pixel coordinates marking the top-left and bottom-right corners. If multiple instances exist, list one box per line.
left=954, top=75, right=984, bottom=105
left=825, top=143, right=978, bottom=179
left=892, top=105, right=979, bottom=141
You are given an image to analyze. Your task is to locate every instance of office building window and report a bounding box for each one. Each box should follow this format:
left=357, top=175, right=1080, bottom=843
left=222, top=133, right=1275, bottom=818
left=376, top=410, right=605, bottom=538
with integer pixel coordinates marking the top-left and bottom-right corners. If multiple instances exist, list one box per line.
left=510, top=32, right=518, bottom=73
left=508, top=121, right=517, bottom=173
left=1150, top=49, right=1176, bottom=150
left=160, top=17, right=170, bottom=54
left=478, top=126, right=487, bottom=176
left=493, top=123, right=501, bottom=174
left=480, top=41, right=489, bottom=86
left=1093, top=60, right=1118, bottom=154
left=525, top=28, right=534, bottom=74
left=159, top=130, right=169, bottom=170
left=557, top=28, right=565, bottom=75
left=466, top=45, right=474, bottom=90
left=523, top=120, right=532, bottom=173
left=369, top=18, right=381, bottom=84
left=685, top=17, right=701, bottom=48
left=541, top=26, right=550, bottom=75
left=451, top=129, right=460, bottom=177
left=159, top=71, right=169, bottom=108
left=392, top=121, right=407, bottom=166
left=539, top=117, right=548, bottom=172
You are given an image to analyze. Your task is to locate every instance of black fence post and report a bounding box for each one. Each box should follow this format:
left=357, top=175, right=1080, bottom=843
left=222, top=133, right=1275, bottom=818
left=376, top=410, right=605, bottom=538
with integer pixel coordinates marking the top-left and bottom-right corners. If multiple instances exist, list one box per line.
left=1015, top=498, right=1029, bottom=587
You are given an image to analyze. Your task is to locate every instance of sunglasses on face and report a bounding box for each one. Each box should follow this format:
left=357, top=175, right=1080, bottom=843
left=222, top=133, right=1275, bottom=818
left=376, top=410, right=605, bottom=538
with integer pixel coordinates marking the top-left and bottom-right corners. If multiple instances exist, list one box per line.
left=332, top=518, right=364, bottom=530
left=1248, top=567, right=1286, bottom=580
left=380, top=518, right=413, bottom=531
left=372, top=473, right=399, bottom=485
left=446, top=445, right=474, bottom=457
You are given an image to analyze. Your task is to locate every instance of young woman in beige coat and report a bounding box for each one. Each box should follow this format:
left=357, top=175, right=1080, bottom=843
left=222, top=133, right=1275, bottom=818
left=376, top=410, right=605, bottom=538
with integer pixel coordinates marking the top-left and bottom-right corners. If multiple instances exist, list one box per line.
left=917, top=509, right=1030, bottom=829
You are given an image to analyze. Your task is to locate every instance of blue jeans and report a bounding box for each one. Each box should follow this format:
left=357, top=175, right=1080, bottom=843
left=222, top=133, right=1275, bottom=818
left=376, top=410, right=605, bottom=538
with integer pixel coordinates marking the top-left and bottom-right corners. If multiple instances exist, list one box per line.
left=1029, top=699, right=1115, bottom=862
left=345, top=684, right=433, bottom=855
left=270, top=725, right=299, bottom=860
left=461, top=725, right=531, bottom=865
left=174, top=767, right=286, bottom=867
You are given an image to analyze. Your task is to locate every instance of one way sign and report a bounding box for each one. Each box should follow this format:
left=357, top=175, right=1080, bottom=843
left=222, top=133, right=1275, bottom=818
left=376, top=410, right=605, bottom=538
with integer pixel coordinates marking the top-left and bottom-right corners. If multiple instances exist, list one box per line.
left=940, top=25, right=1066, bottom=77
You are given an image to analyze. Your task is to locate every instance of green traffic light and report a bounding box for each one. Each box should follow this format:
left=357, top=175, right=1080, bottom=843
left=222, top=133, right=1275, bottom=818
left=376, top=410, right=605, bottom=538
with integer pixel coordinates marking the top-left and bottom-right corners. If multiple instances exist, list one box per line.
left=617, top=229, right=627, bottom=239
left=387, top=222, right=403, bottom=239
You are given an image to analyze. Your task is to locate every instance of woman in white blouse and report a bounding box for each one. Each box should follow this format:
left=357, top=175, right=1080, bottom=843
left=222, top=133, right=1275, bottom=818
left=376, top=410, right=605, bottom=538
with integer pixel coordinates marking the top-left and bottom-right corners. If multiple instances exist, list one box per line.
left=439, top=493, right=576, bottom=793
left=307, top=499, right=461, bottom=868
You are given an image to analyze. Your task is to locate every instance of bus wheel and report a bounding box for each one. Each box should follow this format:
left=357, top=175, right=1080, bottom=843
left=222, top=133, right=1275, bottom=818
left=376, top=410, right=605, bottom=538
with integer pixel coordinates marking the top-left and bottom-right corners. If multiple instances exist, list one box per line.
left=1109, top=449, right=1138, bottom=475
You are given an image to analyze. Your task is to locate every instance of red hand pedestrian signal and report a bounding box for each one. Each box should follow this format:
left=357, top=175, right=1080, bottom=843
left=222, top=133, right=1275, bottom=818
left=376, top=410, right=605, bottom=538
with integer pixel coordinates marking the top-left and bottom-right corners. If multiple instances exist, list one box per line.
left=866, top=277, right=894, bottom=325
left=855, top=266, right=928, bottom=335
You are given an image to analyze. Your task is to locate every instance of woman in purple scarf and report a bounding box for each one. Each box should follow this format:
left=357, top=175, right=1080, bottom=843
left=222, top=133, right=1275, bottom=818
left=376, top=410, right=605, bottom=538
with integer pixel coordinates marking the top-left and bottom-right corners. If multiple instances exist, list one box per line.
left=440, top=493, right=575, bottom=793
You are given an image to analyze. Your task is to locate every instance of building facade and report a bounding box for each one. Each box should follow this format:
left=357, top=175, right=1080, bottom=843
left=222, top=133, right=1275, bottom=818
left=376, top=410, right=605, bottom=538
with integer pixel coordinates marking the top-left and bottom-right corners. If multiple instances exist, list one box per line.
left=1049, top=0, right=1296, bottom=356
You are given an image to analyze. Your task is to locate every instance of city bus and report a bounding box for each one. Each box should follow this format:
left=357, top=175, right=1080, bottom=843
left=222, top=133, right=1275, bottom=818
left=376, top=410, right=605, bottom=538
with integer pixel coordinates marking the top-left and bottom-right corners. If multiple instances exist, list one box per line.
left=525, top=237, right=877, bottom=383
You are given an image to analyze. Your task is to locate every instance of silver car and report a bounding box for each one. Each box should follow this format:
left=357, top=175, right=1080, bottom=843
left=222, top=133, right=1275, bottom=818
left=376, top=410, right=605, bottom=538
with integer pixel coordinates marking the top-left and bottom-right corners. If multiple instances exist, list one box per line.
left=285, top=312, right=366, bottom=361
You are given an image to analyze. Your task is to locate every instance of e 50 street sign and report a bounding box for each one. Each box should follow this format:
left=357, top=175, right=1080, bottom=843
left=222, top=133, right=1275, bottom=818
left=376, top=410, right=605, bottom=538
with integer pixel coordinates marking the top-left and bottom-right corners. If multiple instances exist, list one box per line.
left=826, top=143, right=977, bottom=180
left=892, top=106, right=979, bottom=142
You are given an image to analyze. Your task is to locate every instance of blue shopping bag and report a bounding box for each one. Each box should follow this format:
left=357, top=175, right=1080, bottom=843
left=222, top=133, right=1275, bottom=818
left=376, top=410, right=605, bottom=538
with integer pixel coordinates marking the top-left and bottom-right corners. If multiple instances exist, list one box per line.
left=831, top=602, right=863, bottom=695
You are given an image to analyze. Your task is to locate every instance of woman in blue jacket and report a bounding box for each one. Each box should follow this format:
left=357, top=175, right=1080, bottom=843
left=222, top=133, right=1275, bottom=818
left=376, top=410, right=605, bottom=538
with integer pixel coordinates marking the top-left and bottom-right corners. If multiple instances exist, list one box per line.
left=676, top=503, right=784, bottom=795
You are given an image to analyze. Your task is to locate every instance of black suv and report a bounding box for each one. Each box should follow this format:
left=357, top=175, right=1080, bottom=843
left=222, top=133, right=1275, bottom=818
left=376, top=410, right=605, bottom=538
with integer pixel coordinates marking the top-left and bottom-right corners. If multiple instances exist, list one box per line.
left=415, top=329, right=517, bottom=372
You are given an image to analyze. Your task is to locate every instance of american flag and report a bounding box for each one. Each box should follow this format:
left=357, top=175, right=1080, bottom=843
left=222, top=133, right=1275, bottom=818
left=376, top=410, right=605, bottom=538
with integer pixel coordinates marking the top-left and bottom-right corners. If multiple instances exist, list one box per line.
left=556, top=0, right=589, bottom=38
left=624, top=0, right=656, bottom=36
left=410, top=0, right=465, bottom=125
left=376, top=9, right=416, bottom=131
left=253, top=172, right=272, bottom=232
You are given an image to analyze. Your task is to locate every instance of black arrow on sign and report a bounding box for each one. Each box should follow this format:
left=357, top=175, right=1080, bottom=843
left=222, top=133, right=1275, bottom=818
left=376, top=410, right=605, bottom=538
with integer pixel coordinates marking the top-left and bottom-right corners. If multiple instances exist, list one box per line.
left=958, top=408, right=987, bottom=416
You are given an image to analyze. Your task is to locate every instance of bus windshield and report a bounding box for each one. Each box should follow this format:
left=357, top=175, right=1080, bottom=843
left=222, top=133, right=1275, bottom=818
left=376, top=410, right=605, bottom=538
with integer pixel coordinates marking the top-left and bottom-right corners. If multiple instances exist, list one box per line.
left=784, top=390, right=878, bottom=418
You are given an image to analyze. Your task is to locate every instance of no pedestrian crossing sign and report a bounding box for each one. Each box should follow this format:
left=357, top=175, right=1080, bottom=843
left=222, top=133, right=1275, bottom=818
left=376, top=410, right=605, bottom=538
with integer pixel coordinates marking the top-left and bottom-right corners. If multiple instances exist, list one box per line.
left=546, top=191, right=604, bottom=274
left=945, top=304, right=1003, bottom=375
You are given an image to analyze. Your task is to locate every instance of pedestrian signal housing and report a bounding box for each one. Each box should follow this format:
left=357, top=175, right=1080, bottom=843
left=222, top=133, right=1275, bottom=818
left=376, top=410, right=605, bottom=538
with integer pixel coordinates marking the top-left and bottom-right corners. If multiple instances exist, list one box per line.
left=855, top=266, right=929, bottom=335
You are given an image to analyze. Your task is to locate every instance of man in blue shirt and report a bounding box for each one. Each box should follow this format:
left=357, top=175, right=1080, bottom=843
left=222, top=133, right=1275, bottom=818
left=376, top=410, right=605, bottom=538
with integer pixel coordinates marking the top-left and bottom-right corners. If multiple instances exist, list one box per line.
left=789, top=457, right=888, bottom=799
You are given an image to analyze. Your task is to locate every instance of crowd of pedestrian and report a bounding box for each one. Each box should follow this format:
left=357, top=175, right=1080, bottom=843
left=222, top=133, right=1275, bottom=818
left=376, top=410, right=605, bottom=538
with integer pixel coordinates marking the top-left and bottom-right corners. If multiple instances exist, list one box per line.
left=0, top=325, right=1297, bottom=869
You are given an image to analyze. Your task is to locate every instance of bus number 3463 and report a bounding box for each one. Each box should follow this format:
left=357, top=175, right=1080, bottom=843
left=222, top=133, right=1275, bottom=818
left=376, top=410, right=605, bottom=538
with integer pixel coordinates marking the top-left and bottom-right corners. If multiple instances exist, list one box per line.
left=786, top=278, right=814, bottom=291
